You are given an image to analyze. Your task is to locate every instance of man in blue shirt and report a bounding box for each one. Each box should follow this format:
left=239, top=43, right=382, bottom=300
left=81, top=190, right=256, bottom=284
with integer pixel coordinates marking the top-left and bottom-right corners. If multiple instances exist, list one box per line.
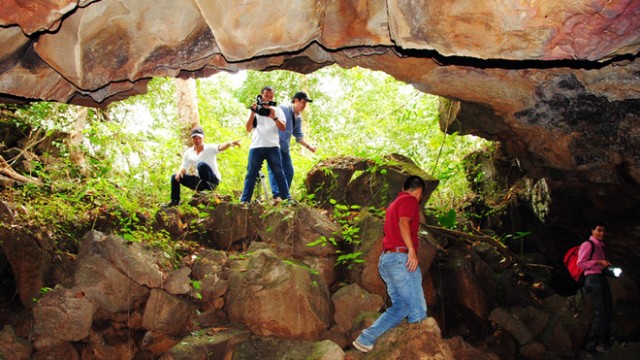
left=267, top=91, right=317, bottom=200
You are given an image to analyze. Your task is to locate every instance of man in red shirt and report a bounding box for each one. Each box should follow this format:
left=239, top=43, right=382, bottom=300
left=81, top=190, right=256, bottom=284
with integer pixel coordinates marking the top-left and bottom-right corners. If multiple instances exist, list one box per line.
left=353, top=176, right=427, bottom=352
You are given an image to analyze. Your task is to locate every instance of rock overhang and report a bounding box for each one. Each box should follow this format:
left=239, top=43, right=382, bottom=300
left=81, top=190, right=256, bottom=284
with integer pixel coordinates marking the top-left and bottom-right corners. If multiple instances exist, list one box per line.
left=1, top=0, right=640, bottom=209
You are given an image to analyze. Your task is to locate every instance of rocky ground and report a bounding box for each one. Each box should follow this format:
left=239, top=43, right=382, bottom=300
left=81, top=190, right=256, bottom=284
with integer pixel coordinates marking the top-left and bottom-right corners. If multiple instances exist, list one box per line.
left=1, top=155, right=639, bottom=359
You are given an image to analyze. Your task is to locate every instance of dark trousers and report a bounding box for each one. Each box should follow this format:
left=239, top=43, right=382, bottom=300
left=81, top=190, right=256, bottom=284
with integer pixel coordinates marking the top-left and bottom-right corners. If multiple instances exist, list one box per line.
left=584, top=274, right=613, bottom=347
left=170, top=162, right=219, bottom=202
left=268, top=149, right=293, bottom=198
left=240, top=147, right=289, bottom=202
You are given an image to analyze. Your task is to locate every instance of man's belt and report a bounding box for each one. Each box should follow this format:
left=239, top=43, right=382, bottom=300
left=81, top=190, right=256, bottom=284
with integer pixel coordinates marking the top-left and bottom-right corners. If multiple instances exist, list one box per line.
left=382, top=247, right=409, bottom=254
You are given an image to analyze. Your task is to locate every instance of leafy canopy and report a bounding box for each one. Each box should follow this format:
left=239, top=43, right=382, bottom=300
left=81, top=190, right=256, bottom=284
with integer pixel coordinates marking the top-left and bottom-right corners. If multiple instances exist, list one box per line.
left=1, top=65, right=490, bottom=243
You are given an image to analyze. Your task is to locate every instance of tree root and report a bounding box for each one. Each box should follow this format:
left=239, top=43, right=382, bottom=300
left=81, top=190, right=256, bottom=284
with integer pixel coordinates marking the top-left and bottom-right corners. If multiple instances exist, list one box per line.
left=0, top=155, right=42, bottom=186
left=424, top=224, right=514, bottom=267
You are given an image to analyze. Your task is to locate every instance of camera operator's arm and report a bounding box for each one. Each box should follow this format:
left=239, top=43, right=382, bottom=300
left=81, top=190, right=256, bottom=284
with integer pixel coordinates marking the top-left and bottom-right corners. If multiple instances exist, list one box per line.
left=271, top=108, right=286, bottom=131
left=245, top=106, right=257, bottom=133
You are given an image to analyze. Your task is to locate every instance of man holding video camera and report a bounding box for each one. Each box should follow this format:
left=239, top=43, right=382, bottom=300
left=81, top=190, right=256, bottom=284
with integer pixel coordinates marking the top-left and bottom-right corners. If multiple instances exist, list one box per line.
left=239, top=86, right=290, bottom=204
left=577, top=222, right=614, bottom=353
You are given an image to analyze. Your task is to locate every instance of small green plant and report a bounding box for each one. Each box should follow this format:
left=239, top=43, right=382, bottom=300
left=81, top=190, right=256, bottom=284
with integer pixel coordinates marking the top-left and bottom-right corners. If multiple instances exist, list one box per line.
left=32, top=286, right=53, bottom=303
left=305, top=199, right=365, bottom=269
left=436, top=208, right=457, bottom=229
left=191, top=279, right=203, bottom=300
left=307, top=235, right=338, bottom=248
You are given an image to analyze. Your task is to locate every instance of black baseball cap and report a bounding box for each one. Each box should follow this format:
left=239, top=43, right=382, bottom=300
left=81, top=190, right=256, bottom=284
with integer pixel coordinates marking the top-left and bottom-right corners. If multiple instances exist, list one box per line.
left=190, top=126, right=205, bottom=138
left=293, top=91, right=313, bottom=102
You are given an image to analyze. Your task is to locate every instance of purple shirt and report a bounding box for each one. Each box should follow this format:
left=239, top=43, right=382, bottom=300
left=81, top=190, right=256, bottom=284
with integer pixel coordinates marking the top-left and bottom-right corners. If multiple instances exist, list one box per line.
left=576, top=236, right=606, bottom=276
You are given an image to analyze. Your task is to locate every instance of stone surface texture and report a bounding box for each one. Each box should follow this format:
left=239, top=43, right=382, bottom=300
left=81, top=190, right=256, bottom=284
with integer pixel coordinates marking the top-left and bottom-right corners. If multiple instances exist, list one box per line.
left=1, top=0, right=640, bottom=211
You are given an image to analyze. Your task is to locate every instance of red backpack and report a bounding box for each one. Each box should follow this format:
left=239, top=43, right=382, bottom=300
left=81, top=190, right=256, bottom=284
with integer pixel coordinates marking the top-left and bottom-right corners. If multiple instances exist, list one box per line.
left=563, top=240, right=594, bottom=284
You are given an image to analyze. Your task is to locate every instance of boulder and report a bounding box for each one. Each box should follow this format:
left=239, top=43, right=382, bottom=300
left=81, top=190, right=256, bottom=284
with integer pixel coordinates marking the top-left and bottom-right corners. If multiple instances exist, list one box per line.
left=510, top=306, right=550, bottom=339
left=164, top=267, right=192, bottom=296
left=331, top=283, right=384, bottom=332
left=33, top=286, right=96, bottom=347
left=0, top=232, right=52, bottom=308
left=305, top=156, right=369, bottom=207
left=79, top=328, right=138, bottom=360
left=300, top=255, right=340, bottom=290
left=260, top=206, right=341, bottom=259
left=196, top=272, right=228, bottom=311
left=346, top=154, right=439, bottom=208
left=142, top=289, right=194, bottom=335
left=362, top=317, right=454, bottom=359
left=154, top=207, right=188, bottom=238
left=0, top=200, right=14, bottom=223
left=305, top=154, right=438, bottom=209
left=541, top=294, right=590, bottom=354
left=30, top=342, right=79, bottom=360
left=159, top=328, right=250, bottom=360
left=204, top=202, right=262, bottom=249
left=445, top=335, right=500, bottom=360
left=227, top=248, right=332, bottom=340
left=345, top=210, right=385, bottom=298
left=191, top=249, right=228, bottom=280
left=0, top=325, right=31, bottom=360
left=232, top=336, right=344, bottom=360
left=140, top=331, right=181, bottom=355
left=489, top=307, right=535, bottom=346
left=441, top=248, right=493, bottom=320
left=78, top=230, right=163, bottom=288
left=75, top=255, right=149, bottom=312
left=191, top=249, right=229, bottom=310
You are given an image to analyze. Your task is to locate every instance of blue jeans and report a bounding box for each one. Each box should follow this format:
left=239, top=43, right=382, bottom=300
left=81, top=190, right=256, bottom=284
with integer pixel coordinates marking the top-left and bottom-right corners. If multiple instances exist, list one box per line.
left=170, top=162, right=219, bottom=202
left=356, top=252, right=427, bottom=347
left=240, top=147, right=289, bottom=202
left=268, top=149, right=293, bottom=198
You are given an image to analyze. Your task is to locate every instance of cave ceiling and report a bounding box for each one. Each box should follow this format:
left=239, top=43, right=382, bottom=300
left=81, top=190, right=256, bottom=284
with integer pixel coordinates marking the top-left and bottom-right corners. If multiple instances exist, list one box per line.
left=1, top=0, right=640, bottom=212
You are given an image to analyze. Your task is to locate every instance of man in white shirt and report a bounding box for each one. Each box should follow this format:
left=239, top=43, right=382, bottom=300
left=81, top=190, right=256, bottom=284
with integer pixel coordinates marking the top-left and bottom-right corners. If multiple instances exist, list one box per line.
left=239, top=86, right=290, bottom=203
left=166, top=126, right=240, bottom=207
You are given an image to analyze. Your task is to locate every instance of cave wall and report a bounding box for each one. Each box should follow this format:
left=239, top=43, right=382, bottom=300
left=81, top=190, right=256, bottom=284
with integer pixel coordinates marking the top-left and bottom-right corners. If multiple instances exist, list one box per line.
left=1, top=0, right=640, bottom=218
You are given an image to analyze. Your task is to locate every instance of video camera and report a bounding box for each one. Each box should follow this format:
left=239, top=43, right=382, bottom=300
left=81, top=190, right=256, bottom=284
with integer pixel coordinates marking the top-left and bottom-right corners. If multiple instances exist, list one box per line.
left=254, top=95, right=277, bottom=116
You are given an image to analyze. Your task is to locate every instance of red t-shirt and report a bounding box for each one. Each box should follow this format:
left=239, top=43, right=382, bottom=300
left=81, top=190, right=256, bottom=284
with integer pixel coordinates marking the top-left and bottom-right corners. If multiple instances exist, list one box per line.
left=383, top=192, right=420, bottom=250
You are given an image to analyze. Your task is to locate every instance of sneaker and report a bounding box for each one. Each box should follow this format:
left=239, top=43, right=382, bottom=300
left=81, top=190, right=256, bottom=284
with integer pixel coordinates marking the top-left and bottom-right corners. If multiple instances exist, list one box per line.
left=595, top=344, right=608, bottom=353
left=283, top=198, right=299, bottom=206
left=352, top=339, right=373, bottom=353
left=162, top=200, right=180, bottom=208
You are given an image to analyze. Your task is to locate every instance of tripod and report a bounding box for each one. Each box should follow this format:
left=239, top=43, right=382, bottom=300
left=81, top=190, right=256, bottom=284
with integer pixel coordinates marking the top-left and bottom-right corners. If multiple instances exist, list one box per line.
left=254, top=170, right=271, bottom=203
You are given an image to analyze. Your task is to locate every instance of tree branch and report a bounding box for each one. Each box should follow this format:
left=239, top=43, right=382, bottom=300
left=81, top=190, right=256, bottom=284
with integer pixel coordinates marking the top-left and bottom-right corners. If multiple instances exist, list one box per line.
left=0, top=155, right=42, bottom=186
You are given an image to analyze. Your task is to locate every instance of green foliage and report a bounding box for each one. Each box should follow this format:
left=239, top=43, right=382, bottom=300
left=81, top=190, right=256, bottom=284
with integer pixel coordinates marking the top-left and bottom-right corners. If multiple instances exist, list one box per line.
left=32, top=286, right=53, bottom=303
left=306, top=199, right=365, bottom=269
left=2, top=65, right=491, bottom=260
left=436, top=208, right=458, bottom=229
left=191, top=279, right=203, bottom=300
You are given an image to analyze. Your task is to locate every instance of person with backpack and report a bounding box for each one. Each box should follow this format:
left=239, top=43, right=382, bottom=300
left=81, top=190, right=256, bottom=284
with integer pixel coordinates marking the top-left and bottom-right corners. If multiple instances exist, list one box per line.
left=577, top=222, right=613, bottom=353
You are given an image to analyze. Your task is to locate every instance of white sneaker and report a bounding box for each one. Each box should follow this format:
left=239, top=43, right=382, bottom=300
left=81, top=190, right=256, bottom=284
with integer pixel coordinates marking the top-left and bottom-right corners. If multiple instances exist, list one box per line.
left=352, top=339, right=373, bottom=353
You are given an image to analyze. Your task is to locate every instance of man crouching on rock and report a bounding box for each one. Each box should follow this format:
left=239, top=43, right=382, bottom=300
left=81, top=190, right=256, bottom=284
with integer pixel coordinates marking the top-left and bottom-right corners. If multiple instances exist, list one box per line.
left=164, top=126, right=240, bottom=207
left=353, top=175, right=427, bottom=353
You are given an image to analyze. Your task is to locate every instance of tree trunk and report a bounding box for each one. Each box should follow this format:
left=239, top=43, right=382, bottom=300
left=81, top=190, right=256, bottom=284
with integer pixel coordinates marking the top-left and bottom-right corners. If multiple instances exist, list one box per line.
left=67, top=106, right=88, bottom=176
left=174, top=78, right=200, bottom=146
